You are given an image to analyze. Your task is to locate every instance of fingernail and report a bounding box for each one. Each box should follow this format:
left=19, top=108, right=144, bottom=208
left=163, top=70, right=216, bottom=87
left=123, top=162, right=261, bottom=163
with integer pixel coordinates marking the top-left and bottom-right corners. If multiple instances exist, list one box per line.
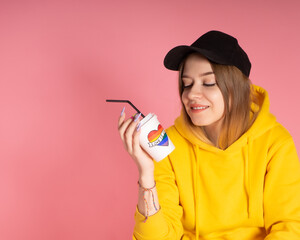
left=120, top=106, right=125, bottom=116
left=136, top=122, right=141, bottom=132
left=134, top=113, right=141, bottom=122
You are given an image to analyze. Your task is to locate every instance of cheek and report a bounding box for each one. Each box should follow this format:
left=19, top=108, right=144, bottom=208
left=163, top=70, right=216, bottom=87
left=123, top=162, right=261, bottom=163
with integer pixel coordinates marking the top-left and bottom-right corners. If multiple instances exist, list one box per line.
left=181, top=92, right=188, bottom=106
left=216, top=94, right=225, bottom=114
left=208, top=91, right=224, bottom=110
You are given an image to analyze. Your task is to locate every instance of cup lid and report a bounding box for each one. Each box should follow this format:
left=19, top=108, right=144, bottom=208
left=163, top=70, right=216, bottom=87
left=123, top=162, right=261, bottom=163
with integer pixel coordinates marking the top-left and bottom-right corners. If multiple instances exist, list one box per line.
left=140, top=113, right=154, bottom=126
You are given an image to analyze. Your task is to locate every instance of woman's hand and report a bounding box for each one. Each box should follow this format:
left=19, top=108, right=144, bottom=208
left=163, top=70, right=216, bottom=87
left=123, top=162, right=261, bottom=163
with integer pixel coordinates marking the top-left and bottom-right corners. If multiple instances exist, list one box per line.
left=118, top=107, right=155, bottom=178
left=119, top=108, right=159, bottom=216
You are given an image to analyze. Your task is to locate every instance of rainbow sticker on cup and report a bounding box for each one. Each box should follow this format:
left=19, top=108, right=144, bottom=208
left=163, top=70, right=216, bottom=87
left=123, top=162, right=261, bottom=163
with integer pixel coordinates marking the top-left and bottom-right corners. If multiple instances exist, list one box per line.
left=139, top=113, right=175, bottom=162
left=147, top=124, right=169, bottom=147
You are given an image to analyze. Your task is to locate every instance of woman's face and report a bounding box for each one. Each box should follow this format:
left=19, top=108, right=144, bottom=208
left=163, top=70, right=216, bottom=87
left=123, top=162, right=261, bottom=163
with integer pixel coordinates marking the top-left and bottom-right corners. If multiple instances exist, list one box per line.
left=181, top=54, right=225, bottom=133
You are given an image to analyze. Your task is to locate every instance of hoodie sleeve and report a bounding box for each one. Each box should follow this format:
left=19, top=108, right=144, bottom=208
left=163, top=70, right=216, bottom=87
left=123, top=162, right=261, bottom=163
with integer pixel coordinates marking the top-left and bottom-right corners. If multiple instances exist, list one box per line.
left=133, top=156, right=184, bottom=240
left=263, top=136, right=300, bottom=239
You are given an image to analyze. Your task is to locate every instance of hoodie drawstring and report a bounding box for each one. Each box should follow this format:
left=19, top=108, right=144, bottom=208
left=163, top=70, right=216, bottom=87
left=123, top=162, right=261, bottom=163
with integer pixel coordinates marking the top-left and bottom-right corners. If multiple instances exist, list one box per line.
left=192, top=144, right=200, bottom=240
left=243, top=137, right=251, bottom=219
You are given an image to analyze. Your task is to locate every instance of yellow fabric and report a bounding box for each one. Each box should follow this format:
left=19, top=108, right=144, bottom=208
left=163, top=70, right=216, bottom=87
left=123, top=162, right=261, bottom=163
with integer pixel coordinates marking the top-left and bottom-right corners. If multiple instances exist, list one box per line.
left=133, top=85, right=300, bottom=239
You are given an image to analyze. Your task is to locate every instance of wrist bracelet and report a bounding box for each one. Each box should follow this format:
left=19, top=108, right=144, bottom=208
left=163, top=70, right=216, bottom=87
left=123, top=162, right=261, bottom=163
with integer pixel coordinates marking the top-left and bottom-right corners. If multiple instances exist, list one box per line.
left=137, top=181, right=156, bottom=190
left=137, top=181, right=158, bottom=222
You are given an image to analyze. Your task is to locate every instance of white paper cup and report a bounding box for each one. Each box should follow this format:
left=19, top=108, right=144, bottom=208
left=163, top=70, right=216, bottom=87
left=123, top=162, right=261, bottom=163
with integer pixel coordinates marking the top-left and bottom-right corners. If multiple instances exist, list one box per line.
left=139, top=113, right=175, bottom=162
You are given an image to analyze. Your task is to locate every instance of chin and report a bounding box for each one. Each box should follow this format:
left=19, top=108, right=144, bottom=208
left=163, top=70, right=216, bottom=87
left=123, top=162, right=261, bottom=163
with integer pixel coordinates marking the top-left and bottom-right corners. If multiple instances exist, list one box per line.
left=190, top=118, right=208, bottom=127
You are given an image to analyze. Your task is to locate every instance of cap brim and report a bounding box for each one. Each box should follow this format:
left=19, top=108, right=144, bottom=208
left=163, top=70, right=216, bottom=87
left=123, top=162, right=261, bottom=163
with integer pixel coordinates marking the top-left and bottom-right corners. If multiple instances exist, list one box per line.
left=163, top=45, right=227, bottom=71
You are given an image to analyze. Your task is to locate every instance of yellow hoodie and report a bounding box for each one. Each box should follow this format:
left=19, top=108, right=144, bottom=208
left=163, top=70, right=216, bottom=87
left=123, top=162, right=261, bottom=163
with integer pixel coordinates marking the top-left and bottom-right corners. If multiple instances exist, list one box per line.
left=133, top=85, right=300, bottom=240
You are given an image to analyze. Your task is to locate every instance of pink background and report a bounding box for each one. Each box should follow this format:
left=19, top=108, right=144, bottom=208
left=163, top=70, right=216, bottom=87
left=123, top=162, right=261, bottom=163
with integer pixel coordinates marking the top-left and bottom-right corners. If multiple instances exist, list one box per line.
left=1, top=0, right=299, bottom=239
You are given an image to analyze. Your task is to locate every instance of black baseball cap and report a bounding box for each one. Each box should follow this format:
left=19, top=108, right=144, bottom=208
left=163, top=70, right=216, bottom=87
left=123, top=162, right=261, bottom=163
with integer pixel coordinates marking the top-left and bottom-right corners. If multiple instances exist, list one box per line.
left=164, top=30, right=251, bottom=77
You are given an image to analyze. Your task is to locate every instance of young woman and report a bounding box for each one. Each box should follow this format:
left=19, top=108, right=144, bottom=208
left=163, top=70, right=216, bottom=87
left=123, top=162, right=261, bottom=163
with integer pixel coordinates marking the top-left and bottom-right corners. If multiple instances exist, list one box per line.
left=118, top=31, right=300, bottom=240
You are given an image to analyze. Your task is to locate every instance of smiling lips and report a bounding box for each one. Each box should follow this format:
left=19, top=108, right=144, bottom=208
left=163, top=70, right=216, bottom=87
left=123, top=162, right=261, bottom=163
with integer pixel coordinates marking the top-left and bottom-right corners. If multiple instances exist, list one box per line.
left=190, top=104, right=209, bottom=113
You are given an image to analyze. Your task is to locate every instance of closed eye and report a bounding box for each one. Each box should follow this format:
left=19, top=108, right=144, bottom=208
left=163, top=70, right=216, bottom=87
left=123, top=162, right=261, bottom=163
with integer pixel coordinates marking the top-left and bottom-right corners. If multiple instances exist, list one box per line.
left=203, top=83, right=216, bottom=87
left=183, top=84, right=193, bottom=89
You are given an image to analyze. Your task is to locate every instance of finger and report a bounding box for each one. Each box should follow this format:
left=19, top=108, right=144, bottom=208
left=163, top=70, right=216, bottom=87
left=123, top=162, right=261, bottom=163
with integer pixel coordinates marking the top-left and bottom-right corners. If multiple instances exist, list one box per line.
left=119, top=112, right=139, bottom=151
left=118, top=106, right=126, bottom=128
left=124, top=113, right=141, bottom=153
left=119, top=116, right=133, bottom=142
left=132, top=121, right=142, bottom=155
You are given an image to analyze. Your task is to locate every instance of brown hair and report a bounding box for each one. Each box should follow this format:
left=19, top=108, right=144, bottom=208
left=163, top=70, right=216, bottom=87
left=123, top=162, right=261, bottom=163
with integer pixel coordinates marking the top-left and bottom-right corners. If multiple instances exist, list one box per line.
left=179, top=55, right=260, bottom=149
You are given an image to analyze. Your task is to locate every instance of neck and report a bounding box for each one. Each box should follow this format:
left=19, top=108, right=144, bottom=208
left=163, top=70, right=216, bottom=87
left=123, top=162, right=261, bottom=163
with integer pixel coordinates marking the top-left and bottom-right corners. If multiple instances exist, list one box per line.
left=203, top=120, right=223, bottom=147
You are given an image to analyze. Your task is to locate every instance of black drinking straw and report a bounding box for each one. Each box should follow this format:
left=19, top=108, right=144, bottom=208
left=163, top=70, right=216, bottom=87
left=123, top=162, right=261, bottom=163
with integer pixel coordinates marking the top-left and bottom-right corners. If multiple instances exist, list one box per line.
left=106, top=99, right=145, bottom=118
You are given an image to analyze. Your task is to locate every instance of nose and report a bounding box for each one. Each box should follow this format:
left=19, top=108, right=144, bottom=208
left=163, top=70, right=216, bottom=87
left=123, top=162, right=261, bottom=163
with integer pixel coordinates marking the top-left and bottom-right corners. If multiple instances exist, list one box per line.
left=187, top=84, right=204, bottom=100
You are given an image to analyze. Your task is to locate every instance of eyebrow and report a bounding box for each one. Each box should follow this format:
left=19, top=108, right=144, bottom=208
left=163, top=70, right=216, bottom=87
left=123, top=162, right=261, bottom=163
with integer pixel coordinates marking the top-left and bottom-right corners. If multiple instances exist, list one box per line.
left=182, top=71, right=214, bottom=78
